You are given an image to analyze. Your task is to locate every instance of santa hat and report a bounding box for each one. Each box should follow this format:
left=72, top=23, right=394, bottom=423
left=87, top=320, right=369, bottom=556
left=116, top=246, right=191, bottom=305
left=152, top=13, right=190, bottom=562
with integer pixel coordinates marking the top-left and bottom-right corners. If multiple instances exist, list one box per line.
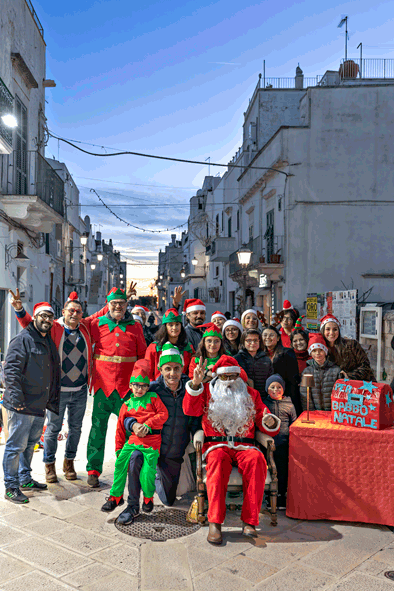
left=222, top=318, right=243, bottom=334
left=183, top=298, right=206, bottom=314
left=308, top=333, right=328, bottom=355
left=130, top=359, right=150, bottom=385
left=132, top=314, right=144, bottom=325
left=239, top=368, right=249, bottom=384
left=107, top=287, right=127, bottom=302
left=282, top=300, right=293, bottom=311
left=132, top=305, right=149, bottom=322
left=33, top=302, right=54, bottom=317
left=320, top=314, right=341, bottom=329
left=199, top=322, right=223, bottom=340
left=211, top=355, right=241, bottom=377
left=66, top=291, right=80, bottom=303
left=241, top=309, right=258, bottom=324
left=211, top=311, right=226, bottom=322
left=162, top=308, right=182, bottom=324
left=158, top=343, right=184, bottom=367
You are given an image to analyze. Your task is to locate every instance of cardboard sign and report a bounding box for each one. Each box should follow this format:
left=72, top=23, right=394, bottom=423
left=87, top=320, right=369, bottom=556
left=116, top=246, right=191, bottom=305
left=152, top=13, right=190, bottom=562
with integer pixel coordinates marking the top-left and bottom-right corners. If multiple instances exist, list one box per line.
left=331, top=379, right=394, bottom=430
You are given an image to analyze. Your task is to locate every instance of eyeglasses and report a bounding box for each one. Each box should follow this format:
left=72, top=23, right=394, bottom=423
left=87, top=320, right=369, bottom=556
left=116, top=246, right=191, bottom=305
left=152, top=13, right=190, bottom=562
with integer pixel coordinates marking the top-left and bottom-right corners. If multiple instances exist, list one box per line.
left=110, top=301, right=127, bottom=308
left=38, top=313, right=54, bottom=321
left=218, top=374, right=238, bottom=381
left=131, top=383, right=149, bottom=390
left=67, top=308, right=82, bottom=315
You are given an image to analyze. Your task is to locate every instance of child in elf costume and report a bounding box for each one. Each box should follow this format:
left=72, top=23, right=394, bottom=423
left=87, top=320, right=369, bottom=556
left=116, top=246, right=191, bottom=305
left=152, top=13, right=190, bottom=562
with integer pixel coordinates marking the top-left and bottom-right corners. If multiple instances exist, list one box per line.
left=101, top=359, right=168, bottom=523
left=188, top=323, right=227, bottom=382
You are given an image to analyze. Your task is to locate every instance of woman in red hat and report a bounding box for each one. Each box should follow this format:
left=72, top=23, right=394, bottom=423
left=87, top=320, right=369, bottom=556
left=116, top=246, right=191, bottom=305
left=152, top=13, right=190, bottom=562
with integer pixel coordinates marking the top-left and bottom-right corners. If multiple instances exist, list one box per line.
left=320, top=314, right=375, bottom=381
left=300, top=333, right=341, bottom=411
left=279, top=300, right=300, bottom=348
left=189, top=323, right=227, bottom=382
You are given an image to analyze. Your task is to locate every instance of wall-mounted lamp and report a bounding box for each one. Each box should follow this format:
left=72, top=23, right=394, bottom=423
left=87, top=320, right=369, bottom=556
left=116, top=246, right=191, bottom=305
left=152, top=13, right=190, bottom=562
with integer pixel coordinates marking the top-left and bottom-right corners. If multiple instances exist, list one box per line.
left=5, top=244, right=29, bottom=269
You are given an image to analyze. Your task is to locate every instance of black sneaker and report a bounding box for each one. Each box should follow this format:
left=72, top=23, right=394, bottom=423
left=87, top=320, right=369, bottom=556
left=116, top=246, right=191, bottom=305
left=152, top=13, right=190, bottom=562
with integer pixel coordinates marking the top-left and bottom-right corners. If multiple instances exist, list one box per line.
left=117, top=505, right=140, bottom=525
left=20, top=480, right=48, bottom=491
left=101, top=496, right=125, bottom=513
left=4, top=488, right=29, bottom=504
left=142, top=499, right=154, bottom=513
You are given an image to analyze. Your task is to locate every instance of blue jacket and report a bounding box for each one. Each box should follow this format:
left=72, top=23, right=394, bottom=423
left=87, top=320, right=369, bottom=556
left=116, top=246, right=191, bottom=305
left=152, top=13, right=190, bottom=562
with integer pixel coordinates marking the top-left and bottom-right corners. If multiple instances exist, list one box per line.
left=3, top=323, right=60, bottom=417
left=149, top=374, right=201, bottom=460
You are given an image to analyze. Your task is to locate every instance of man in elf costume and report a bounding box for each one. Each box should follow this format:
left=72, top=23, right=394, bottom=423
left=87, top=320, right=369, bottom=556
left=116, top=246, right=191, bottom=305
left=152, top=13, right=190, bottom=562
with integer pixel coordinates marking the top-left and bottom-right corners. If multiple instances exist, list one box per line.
left=101, top=360, right=168, bottom=524
left=184, top=355, right=280, bottom=544
left=86, top=287, right=147, bottom=487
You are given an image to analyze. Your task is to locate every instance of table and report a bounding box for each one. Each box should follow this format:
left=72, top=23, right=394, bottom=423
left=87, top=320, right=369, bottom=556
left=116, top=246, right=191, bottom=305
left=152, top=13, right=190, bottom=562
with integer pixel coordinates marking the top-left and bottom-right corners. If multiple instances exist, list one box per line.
left=286, top=411, right=394, bottom=526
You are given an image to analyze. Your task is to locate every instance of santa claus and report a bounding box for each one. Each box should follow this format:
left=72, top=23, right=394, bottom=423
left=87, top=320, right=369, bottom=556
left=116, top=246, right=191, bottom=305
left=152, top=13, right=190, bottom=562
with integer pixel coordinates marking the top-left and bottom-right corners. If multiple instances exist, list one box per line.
left=183, top=355, right=280, bottom=545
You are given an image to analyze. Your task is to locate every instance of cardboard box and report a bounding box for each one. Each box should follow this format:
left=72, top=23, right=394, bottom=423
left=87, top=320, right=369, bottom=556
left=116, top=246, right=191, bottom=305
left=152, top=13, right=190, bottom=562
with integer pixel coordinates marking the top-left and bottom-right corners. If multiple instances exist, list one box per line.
left=331, top=379, right=394, bottom=430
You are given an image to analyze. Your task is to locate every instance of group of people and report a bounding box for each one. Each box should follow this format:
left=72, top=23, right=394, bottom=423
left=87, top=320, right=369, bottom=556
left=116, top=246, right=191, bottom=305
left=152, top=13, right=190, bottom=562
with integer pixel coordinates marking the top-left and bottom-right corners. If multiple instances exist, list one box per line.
left=1, top=288, right=375, bottom=545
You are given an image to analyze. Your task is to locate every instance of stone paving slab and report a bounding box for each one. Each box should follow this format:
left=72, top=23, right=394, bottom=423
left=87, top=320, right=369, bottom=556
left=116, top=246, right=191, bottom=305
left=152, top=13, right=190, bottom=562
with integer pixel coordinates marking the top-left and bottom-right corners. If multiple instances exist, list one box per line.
left=61, top=563, right=119, bottom=588
left=1, top=507, right=49, bottom=528
left=0, top=570, right=75, bottom=591
left=141, top=541, right=192, bottom=591
left=89, top=542, right=139, bottom=575
left=81, top=571, right=138, bottom=591
left=253, top=563, right=336, bottom=591
left=45, top=523, right=117, bottom=555
left=186, top=545, right=230, bottom=578
left=246, top=541, right=325, bottom=569
left=193, top=567, right=252, bottom=591
left=0, top=553, right=33, bottom=584
left=218, top=554, right=278, bottom=584
left=326, top=572, right=394, bottom=591
left=22, top=515, right=75, bottom=536
left=0, top=521, right=31, bottom=547
left=24, top=494, right=89, bottom=519
left=64, top=507, right=118, bottom=537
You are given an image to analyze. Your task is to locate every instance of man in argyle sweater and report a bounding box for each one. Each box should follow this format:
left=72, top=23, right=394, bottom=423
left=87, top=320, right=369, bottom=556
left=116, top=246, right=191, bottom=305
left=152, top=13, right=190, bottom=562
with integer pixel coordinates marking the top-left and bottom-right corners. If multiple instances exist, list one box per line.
left=86, top=287, right=147, bottom=487
left=101, top=359, right=168, bottom=523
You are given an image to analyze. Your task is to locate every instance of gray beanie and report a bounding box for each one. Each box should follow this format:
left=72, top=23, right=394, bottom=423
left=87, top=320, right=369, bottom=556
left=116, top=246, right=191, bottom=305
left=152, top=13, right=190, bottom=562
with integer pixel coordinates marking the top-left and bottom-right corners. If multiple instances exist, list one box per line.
left=265, top=374, right=285, bottom=392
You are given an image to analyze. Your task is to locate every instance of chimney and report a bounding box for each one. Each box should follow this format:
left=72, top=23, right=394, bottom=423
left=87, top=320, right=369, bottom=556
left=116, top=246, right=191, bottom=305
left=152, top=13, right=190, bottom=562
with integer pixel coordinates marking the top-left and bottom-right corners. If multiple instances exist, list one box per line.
left=171, top=234, right=176, bottom=245
left=295, top=64, right=304, bottom=89
left=96, top=231, right=101, bottom=241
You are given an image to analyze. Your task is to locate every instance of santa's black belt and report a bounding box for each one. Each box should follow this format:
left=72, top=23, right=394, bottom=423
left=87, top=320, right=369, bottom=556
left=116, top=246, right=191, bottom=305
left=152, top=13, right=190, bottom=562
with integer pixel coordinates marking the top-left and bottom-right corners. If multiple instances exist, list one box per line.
left=204, top=436, right=255, bottom=444
left=150, top=429, right=162, bottom=435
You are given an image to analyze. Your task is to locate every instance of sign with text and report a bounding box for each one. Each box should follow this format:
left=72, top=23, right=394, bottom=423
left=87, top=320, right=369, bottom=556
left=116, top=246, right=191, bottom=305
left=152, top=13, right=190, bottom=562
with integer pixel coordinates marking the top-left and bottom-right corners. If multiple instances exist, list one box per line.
left=331, top=378, right=394, bottom=430
left=306, top=290, right=357, bottom=338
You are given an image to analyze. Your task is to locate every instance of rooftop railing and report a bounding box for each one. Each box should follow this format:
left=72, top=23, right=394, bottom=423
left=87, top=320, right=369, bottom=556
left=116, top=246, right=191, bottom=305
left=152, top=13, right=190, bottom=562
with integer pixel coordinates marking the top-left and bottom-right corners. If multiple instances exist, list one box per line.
left=25, top=0, right=44, bottom=39
left=340, top=58, right=394, bottom=79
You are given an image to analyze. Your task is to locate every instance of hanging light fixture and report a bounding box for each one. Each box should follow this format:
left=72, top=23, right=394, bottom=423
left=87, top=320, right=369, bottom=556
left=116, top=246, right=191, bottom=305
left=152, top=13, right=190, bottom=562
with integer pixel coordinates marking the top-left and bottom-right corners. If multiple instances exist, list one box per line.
left=237, top=244, right=252, bottom=266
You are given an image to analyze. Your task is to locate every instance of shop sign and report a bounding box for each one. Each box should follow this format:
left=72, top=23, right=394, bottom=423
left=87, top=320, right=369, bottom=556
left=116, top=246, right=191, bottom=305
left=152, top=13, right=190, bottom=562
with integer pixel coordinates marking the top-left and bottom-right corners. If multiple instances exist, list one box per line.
left=259, top=274, right=270, bottom=288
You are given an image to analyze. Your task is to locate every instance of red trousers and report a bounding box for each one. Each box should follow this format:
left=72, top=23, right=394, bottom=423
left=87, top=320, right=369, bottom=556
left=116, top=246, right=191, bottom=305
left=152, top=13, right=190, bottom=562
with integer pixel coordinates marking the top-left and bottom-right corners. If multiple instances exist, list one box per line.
left=205, top=446, right=267, bottom=526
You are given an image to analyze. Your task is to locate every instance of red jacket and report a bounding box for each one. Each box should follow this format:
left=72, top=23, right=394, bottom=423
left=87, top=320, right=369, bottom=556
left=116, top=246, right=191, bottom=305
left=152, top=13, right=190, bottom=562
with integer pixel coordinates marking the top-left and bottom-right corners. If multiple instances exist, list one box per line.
left=279, top=327, right=292, bottom=349
left=145, top=341, right=194, bottom=381
left=183, top=379, right=280, bottom=458
left=15, top=307, right=107, bottom=389
left=115, top=392, right=169, bottom=452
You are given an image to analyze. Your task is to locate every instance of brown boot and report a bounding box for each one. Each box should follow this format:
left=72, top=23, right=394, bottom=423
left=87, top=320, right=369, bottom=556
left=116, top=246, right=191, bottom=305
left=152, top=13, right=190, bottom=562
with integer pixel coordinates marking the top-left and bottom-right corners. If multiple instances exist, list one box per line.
left=207, top=522, right=222, bottom=545
left=63, top=458, right=77, bottom=481
left=45, top=463, right=58, bottom=483
left=242, top=522, right=258, bottom=538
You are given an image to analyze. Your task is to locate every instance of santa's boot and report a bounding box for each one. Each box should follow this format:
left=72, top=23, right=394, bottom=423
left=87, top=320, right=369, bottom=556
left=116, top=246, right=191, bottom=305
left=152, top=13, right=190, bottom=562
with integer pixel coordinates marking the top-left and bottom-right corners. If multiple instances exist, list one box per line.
left=207, top=522, right=222, bottom=545
left=242, top=522, right=258, bottom=538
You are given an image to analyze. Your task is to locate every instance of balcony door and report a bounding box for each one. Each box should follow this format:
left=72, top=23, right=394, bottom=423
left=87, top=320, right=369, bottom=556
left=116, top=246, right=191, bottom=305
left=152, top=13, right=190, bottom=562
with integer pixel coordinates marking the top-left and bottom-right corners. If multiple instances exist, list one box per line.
left=265, top=209, right=274, bottom=261
left=14, top=96, right=28, bottom=195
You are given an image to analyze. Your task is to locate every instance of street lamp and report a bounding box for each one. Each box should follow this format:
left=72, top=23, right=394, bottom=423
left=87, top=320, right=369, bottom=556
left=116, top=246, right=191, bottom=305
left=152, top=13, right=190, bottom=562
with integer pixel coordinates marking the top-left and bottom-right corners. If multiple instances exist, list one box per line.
left=90, top=263, right=96, bottom=270
left=97, top=253, right=103, bottom=262
left=192, top=257, right=198, bottom=266
left=180, top=267, right=186, bottom=279
left=237, top=243, right=253, bottom=311
left=120, top=273, right=124, bottom=279
left=80, top=234, right=88, bottom=246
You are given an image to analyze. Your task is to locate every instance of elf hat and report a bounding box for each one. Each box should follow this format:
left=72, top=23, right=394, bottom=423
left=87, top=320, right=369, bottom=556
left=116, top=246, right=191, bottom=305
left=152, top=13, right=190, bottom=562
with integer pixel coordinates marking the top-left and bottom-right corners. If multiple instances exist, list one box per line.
left=66, top=291, right=81, bottom=303
left=211, top=355, right=241, bottom=377
left=183, top=298, right=206, bottom=314
left=283, top=300, right=293, bottom=311
left=132, top=305, right=149, bottom=322
left=241, top=309, right=258, bottom=324
left=199, top=322, right=223, bottom=339
left=320, top=314, right=341, bottom=329
left=222, top=318, right=243, bottom=334
left=211, top=311, right=226, bottom=322
left=162, top=308, right=182, bottom=324
left=130, top=359, right=151, bottom=384
left=33, top=302, right=54, bottom=317
left=292, top=315, right=306, bottom=331
left=308, top=333, right=328, bottom=355
left=158, top=343, right=184, bottom=367
left=107, top=287, right=127, bottom=302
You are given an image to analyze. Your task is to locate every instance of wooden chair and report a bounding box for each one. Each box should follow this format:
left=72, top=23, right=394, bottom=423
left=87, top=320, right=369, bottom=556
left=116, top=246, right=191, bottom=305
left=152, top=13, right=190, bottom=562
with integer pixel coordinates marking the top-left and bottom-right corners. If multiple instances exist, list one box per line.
left=193, top=430, right=278, bottom=526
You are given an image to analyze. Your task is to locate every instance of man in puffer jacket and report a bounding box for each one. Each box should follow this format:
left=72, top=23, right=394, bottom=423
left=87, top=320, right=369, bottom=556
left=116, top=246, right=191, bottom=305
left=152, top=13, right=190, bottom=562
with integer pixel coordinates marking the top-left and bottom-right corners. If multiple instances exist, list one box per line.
left=300, top=334, right=341, bottom=412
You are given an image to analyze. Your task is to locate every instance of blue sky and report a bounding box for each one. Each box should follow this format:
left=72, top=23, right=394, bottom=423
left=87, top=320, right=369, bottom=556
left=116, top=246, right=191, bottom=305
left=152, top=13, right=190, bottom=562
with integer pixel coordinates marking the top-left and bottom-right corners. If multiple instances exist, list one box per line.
left=33, top=0, right=394, bottom=286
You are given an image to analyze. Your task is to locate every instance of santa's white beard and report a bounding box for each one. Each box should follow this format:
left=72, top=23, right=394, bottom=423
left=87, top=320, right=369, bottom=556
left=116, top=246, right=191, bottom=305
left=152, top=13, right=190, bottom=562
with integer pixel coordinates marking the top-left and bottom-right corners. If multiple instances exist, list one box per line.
left=207, top=377, right=256, bottom=437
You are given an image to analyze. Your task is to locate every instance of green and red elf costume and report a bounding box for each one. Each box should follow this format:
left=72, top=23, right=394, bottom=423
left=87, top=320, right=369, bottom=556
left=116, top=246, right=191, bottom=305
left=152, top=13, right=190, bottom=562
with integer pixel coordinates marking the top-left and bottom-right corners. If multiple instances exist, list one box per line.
left=109, top=360, right=168, bottom=506
left=188, top=323, right=223, bottom=379
left=145, top=308, right=194, bottom=381
left=86, top=287, right=147, bottom=479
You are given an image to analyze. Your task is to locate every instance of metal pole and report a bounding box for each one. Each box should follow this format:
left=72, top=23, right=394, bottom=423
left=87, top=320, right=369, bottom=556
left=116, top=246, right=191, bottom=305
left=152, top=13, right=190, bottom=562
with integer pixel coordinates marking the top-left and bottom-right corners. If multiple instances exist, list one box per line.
left=345, top=17, right=348, bottom=61
left=357, top=42, right=362, bottom=78
left=263, top=60, right=265, bottom=88
left=244, top=271, right=247, bottom=310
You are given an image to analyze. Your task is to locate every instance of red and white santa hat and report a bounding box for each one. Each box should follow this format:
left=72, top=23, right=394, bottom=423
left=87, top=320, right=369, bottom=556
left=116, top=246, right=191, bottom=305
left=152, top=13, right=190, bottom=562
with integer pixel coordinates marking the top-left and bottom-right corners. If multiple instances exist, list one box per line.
left=33, top=301, right=54, bottom=317
left=211, top=355, right=241, bottom=377
left=241, top=309, right=258, bottom=324
left=211, top=310, right=226, bottom=322
left=183, top=298, right=206, bottom=314
left=320, top=314, right=341, bottom=328
left=132, top=305, right=149, bottom=323
left=66, top=291, right=80, bottom=303
left=222, top=317, right=243, bottom=334
left=308, top=333, right=328, bottom=355
left=283, top=300, right=293, bottom=311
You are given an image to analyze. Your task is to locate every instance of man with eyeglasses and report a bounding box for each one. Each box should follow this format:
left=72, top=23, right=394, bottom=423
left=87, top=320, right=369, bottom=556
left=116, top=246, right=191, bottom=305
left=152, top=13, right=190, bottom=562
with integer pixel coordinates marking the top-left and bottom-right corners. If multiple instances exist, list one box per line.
left=2, top=301, right=60, bottom=503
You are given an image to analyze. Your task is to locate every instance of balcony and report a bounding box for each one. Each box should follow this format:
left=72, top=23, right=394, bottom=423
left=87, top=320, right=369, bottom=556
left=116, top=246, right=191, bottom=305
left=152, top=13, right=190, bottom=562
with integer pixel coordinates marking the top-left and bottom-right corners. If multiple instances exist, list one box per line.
left=209, top=236, right=236, bottom=262
left=229, top=235, right=284, bottom=280
left=196, top=287, right=224, bottom=303
left=339, top=58, right=394, bottom=80
left=0, top=151, right=64, bottom=232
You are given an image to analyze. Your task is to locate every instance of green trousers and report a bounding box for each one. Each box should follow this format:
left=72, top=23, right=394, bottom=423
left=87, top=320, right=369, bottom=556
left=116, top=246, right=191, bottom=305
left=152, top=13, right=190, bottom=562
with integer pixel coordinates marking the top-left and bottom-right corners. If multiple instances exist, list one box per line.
left=110, top=443, right=159, bottom=499
left=86, top=389, right=129, bottom=474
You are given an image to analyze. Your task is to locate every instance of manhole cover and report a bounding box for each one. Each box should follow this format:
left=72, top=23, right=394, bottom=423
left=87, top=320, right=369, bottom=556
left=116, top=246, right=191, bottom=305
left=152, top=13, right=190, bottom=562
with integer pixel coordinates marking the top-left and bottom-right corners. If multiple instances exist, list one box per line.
left=384, top=571, right=394, bottom=581
left=115, top=507, right=200, bottom=541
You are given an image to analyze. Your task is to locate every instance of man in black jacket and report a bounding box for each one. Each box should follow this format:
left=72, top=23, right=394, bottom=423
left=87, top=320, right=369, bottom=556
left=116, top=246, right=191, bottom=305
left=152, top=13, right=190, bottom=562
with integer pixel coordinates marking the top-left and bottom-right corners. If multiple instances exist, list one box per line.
left=183, top=298, right=206, bottom=351
left=2, top=301, right=60, bottom=504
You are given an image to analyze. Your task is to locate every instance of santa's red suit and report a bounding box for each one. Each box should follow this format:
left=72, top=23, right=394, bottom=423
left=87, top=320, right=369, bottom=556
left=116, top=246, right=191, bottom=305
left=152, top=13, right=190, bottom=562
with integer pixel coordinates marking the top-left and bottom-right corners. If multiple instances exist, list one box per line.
left=183, top=357, right=280, bottom=526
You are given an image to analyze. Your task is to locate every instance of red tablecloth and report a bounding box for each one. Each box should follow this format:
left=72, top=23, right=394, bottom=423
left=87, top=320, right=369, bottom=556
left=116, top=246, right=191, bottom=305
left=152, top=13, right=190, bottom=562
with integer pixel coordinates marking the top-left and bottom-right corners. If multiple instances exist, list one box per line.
left=287, top=411, right=394, bottom=526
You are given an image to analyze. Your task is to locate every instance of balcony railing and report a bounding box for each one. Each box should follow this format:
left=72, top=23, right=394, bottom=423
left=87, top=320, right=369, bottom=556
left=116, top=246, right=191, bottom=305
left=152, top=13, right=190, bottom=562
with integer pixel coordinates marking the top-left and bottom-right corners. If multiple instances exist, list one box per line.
left=339, top=58, right=394, bottom=80
left=263, top=76, right=322, bottom=89
left=0, top=150, right=64, bottom=217
left=197, top=287, right=224, bottom=303
left=229, top=235, right=284, bottom=275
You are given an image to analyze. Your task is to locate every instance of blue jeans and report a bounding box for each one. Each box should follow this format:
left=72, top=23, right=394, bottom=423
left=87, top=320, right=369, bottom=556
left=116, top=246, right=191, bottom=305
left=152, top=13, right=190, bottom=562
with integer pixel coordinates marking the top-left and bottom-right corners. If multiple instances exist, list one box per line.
left=3, top=410, right=45, bottom=489
left=43, top=385, right=88, bottom=464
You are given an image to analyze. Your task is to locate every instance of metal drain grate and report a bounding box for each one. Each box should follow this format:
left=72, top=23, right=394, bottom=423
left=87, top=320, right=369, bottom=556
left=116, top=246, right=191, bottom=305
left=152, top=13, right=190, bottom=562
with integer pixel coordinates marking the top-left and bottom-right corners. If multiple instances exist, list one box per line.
left=115, top=507, right=200, bottom=541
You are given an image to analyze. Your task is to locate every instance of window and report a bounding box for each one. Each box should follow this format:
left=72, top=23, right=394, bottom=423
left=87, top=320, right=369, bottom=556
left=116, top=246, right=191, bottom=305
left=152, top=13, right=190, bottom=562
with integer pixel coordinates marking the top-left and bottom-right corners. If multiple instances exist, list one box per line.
left=228, top=217, right=232, bottom=237
left=237, top=210, right=240, bottom=231
left=215, top=214, right=219, bottom=235
left=215, top=266, right=219, bottom=277
left=14, top=96, right=28, bottom=195
left=249, top=224, right=253, bottom=240
left=265, top=209, right=275, bottom=260
left=221, top=212, right=224, bottom=231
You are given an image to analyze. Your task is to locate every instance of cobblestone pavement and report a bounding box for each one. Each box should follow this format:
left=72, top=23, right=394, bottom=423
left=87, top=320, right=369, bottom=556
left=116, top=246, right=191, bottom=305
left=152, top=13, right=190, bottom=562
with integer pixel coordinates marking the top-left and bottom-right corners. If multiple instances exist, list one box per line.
left=0, top=398, right=393, bottom=591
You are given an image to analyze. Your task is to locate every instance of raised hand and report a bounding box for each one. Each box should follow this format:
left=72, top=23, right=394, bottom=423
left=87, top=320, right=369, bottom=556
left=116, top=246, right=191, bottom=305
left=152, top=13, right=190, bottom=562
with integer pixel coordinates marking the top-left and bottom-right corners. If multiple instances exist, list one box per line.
left=8, top=288, right=23, bottom=311
left=263, top=407, right=276, bottom=429
left=192, top=357, right=208, bottom=388
left=172, top=286, right=186, bottom=308
left=126, top=281, right=137, bottom=300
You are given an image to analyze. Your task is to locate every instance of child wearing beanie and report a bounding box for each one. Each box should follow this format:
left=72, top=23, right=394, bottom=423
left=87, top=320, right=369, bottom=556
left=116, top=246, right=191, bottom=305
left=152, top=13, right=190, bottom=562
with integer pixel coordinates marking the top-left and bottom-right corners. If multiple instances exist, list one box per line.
left=264, top=374, right=297, bottom=510
left=300, top=334, right=341, bottom=412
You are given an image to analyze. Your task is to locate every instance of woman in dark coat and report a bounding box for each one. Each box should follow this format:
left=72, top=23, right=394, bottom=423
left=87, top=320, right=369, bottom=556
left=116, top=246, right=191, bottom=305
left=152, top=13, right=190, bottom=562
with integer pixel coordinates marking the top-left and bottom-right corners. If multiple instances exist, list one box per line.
left=290, top=327, right=311, bottom=375
left=235, top=329, right=273, bottom=400
left=262, top=325, right=301, bottom=415
left=320, top=314, right=375, bottom=381
left=222, top=318, right=242, bottom=356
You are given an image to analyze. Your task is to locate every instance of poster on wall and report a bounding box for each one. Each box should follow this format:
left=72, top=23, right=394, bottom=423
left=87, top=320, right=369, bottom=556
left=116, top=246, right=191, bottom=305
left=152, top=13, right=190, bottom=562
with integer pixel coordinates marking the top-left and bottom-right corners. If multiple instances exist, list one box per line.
left=306, top=289, right=357, bottom=339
